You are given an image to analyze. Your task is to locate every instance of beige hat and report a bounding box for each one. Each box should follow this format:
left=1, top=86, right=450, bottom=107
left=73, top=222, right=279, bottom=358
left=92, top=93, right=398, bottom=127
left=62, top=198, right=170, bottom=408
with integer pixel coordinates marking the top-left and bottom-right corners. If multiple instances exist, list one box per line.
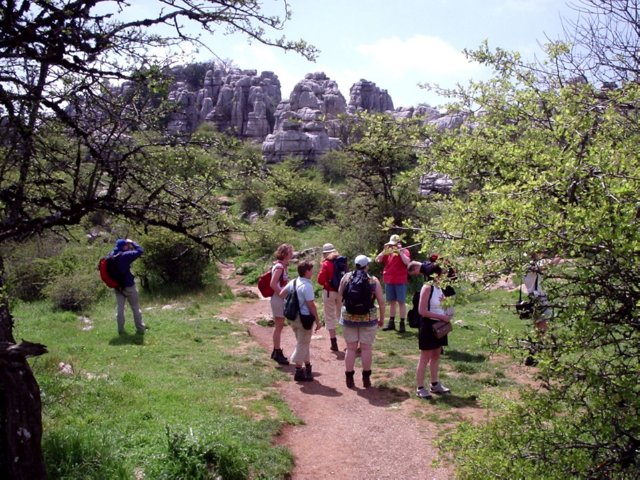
left=386, top=234, right=401, bottom=246
left=322, top=243, right=337, bottom=254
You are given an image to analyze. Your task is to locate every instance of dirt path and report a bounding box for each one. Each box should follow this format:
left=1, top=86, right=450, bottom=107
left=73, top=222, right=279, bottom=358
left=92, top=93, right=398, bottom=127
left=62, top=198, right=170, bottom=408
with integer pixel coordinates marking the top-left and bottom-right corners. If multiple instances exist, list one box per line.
left=218, top=264, right=453, bottom=480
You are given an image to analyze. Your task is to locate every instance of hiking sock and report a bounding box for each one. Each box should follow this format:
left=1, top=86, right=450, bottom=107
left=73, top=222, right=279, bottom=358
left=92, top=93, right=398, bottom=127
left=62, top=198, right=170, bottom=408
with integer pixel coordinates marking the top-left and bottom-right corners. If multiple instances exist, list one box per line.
left=362, top=370, right=372, bottom=388
left=345, top=370, right=355, bottom=388
left=398, top=318, right=406, bottom=333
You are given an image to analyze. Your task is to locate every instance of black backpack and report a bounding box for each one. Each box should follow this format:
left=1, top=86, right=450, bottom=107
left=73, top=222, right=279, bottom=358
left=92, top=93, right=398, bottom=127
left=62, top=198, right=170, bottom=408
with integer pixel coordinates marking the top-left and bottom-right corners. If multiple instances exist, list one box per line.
left=283, top=279, right=300, bottom=321
left=343, top=270, right=373, bottom=315
left=329, top=256, right=348, bottom=290
left=407, top=291, right=421, bottom=328
left=407, top=286, right=434, bottom=328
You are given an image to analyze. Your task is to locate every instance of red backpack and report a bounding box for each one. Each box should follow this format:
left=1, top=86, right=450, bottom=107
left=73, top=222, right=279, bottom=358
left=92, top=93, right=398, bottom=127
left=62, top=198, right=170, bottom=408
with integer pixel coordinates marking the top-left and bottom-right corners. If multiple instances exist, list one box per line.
left=257, top=262, right=284, bottom=297
left=98, top=254, right=122, bottom=288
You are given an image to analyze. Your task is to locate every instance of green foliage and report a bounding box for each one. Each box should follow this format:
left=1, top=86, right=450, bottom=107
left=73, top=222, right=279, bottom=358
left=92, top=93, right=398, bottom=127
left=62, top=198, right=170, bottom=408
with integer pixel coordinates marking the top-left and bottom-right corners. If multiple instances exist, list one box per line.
left=8, top=258, right=53, bottom=301
left=325, top=112, right=429, bottom=257
left=417, top=42, right=640, bottom=477
left=43, top=272, right=104, bottom=312
left=265, top=158, right=333, bottom=226
left=157, top=422, right=292, bottom=480
left=138, top=229, right=211, bottom=291
left=316, top=150, right=351, bottom=183
left=43, top=428, right=130, bottom=480
left=14, top=290, right=296, bottom=480
left=239, top=218, right=297, bottom=261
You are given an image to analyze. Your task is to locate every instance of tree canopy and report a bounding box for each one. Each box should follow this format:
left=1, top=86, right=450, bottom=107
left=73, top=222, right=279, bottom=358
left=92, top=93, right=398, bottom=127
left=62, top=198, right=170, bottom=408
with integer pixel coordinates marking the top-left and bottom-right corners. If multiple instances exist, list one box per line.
left=415, top=1, right=640, bottom=476
left=0, top=2, right=315, bottom=477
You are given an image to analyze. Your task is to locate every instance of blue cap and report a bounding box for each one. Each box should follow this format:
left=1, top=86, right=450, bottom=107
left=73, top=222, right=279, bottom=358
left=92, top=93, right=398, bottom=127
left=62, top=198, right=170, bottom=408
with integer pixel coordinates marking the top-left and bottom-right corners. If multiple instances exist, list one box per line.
left=114, top=239, right=128, bottom=252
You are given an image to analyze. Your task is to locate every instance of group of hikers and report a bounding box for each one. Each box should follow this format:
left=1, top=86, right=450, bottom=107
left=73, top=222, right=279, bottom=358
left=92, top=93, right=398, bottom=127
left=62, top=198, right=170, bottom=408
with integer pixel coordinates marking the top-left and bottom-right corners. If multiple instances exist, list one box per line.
left=106, top=235, right=556, bottom=398
left=265, top=235, right=455, bottom=400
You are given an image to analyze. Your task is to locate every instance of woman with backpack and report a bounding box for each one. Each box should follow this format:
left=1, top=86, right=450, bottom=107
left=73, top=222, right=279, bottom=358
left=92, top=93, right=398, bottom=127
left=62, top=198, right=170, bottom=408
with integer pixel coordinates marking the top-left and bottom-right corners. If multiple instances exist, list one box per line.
left=316, top=243, right=346, bottom=352
left=338, top=255, right=385, bottom=389
left=269, top=243, right=294, bottom=365
left=279, top=260, right=322, bottom=382
left=415, top=264, right=453, bottom=400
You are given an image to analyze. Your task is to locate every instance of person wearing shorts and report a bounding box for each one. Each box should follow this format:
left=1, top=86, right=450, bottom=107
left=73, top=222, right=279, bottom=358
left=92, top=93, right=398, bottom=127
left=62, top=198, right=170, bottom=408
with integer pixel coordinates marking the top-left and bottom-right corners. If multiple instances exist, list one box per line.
left=269, top=243, right=294, bottom=365
left=376, top=234, right=411, bottom=332
left=338, top=255, right=385, bottom=389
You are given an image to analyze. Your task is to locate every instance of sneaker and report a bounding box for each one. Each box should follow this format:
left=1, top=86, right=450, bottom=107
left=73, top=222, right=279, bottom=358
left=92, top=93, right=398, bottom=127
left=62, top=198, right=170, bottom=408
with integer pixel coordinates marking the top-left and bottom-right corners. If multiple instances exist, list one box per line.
left=430, top=382, right=451, bottom=394
left=416, top=387, right=432, bottom=399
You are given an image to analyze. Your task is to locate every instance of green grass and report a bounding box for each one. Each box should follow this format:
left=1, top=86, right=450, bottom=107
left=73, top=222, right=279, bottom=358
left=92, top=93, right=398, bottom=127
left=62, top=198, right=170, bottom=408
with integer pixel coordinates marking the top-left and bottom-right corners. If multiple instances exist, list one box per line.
left=14, top=291, right=296, bottom=479
left=13, top=277, right=533, bottom=478
left=371, top=286, right=530, bottom=421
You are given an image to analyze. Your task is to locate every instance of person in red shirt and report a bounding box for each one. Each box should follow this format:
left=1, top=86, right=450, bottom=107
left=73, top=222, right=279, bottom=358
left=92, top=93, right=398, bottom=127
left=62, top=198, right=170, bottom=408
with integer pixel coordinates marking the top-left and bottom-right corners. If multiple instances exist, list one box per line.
left=316, top=243, right=342, bottom=351
left=375, top=234, right=411, bottom=332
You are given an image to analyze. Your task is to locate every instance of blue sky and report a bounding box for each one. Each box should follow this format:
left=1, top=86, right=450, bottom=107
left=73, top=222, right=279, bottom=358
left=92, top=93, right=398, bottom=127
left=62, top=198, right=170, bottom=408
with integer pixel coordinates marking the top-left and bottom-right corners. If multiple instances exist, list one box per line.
left=136, top=0, right=579, bottom=108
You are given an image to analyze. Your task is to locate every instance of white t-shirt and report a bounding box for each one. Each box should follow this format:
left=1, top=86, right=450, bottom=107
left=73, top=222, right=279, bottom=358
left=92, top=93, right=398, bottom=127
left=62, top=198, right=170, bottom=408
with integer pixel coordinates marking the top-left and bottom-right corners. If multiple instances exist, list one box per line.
left=283, top=277, right=315, bottom=315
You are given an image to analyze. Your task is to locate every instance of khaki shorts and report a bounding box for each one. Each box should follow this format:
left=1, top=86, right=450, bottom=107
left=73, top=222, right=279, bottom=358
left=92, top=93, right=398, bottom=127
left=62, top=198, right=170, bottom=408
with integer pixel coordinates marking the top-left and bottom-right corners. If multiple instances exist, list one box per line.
left=343, top=324, right=378, bottom=346
left=270, top=294, right=284, bottom=318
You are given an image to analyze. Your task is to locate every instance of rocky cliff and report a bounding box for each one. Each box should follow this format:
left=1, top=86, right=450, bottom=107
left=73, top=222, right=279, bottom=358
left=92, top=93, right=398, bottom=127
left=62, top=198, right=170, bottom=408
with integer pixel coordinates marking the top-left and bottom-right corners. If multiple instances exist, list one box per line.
left=163, top=64, right=463, bottom=168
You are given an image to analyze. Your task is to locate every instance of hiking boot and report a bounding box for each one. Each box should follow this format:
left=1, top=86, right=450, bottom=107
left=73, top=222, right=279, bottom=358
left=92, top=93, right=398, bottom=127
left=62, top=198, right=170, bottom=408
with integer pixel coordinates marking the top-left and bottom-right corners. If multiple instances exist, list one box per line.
left=330, top=337, right=339, bottom=352
left=294, top=367, right=311, bottom=382
left=416, top=386, right=432, bottom=399
left=398, top=319, right=406, bottom=333
left=305, top=363, right=313, bottom=381
left=362, top=370, right=372, bottom=388
left=345, top=370, right=355, bottom=388
left=271, top=349, right=289, bottom=365
left=382, top=319, right=396, bottom=331
left=430, top=382, right=451, bottom=394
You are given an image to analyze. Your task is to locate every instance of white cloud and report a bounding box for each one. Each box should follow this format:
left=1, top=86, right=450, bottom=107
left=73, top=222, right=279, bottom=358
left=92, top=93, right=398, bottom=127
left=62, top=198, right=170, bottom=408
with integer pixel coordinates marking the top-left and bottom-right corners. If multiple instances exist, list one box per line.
left=356, top=35, right=481, bottom=79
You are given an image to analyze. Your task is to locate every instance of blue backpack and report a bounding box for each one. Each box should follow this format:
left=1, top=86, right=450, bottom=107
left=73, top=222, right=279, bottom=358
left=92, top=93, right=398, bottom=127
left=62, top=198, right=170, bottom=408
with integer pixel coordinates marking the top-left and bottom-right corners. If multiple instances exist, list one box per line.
left=329, top=256, right=348, bottom=290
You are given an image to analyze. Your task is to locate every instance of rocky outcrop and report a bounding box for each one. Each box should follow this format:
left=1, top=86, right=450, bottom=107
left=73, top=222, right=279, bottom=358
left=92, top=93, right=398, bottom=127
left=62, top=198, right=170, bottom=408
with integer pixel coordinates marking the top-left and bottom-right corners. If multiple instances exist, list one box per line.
left=262, top=73, right=346, bottom=163
left=348, top=79, right=394, bottom=113
left=166, top=66, right=281, bottom=139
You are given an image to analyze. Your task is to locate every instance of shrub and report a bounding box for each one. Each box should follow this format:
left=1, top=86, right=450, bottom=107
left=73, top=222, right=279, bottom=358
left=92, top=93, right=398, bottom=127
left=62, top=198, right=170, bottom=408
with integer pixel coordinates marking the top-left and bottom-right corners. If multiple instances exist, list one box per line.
left=265, top=159, right=333, bottom=226
left=44, top=272, right=104, bottom=311
left=138, top=230, right=210, bottom=291
left=241, top=218, right=297, bottom=260
left=8, top=258, right=54, bottom=301
left=317, top=150, right=351, bottom=183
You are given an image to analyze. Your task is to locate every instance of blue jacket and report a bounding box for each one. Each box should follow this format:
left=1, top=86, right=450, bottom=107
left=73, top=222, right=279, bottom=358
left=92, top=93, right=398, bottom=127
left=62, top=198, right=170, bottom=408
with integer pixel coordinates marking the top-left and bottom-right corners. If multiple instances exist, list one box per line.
left=112, top=241, right=144, bottom=288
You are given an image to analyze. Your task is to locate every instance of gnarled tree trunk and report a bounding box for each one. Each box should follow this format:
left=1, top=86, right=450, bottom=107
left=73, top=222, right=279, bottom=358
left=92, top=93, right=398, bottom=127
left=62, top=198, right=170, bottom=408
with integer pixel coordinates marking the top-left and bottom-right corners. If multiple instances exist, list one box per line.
left=0, top=256, right=48, bottom=479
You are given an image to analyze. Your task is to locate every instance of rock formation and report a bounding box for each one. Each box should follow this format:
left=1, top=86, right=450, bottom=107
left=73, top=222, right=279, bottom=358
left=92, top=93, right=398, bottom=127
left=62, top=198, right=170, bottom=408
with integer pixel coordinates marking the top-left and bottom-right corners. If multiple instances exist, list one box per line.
left=348, top=79, right=394, bottom=113
left=165, top=65, right=281, bottom=140
left=262, top=72, right=346, bottom=163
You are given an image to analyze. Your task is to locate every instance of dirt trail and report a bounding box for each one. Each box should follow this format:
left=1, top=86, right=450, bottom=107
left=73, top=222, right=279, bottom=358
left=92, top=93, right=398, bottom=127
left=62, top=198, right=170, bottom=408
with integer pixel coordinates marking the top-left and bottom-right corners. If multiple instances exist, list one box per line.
left=218, top=264, right=453, bottom=480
